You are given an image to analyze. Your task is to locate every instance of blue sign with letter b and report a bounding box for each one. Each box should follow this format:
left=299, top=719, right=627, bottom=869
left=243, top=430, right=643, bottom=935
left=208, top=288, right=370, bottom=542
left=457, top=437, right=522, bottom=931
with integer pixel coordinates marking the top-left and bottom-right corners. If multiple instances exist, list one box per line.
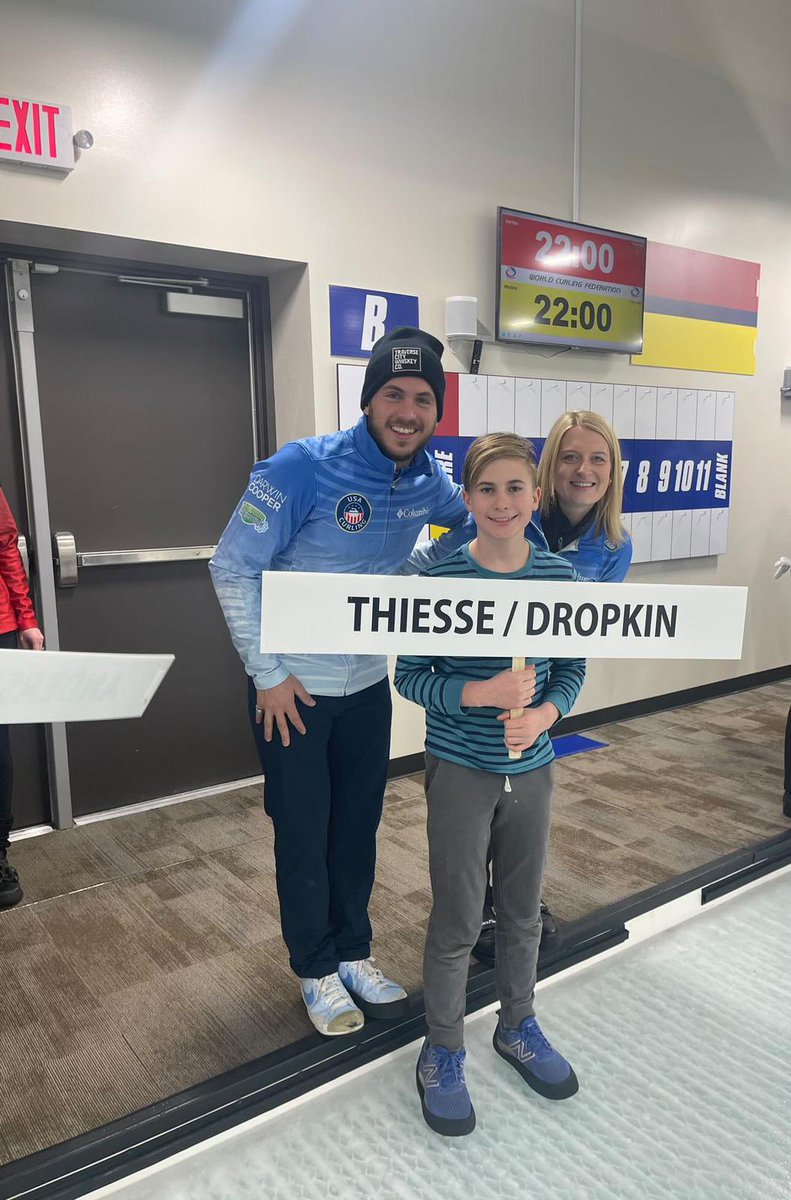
left=329, top=285, right=420, bottom=358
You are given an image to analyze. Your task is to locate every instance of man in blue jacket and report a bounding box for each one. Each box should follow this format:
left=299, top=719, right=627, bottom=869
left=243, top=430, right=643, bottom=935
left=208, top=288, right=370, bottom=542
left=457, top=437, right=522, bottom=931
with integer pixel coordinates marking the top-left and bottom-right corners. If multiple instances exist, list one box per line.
left=210, top=327, right=470, bottom=1037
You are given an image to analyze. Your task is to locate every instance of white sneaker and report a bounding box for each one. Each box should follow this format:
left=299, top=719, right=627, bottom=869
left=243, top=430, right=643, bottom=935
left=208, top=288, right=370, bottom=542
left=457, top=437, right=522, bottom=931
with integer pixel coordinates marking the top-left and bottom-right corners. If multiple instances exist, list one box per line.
left=338, top=958, right=409, bottom=1020
left=299, top=973, right=364, bottom=1037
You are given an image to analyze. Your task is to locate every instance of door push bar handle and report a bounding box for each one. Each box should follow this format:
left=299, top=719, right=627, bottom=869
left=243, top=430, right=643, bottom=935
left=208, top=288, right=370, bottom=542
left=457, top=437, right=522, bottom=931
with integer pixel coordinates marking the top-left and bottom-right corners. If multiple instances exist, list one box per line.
left=77, top=546, right=216, bottom=567
left=53, top=531, right=78, bottom=588
left=51, top=533, right=216, bottom=583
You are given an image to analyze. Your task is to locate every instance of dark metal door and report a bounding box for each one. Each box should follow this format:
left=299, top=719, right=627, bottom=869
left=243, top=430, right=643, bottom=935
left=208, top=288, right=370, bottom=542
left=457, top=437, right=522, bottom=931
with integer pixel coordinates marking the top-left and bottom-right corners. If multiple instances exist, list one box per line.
left=0, top=272, right=49, bottom=830
left=27, top=266, right=262, bottom=816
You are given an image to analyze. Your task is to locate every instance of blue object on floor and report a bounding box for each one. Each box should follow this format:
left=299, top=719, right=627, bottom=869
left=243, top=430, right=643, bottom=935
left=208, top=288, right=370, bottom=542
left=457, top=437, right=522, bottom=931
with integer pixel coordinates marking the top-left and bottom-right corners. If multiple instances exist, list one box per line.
left=550, top=733, right=608, bottom=758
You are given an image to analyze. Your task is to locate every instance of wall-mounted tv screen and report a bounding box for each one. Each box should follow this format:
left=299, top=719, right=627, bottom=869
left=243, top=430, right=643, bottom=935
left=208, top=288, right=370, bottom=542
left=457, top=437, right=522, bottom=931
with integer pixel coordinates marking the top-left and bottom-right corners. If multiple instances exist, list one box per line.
left=496, top=207, right=647, bottom=354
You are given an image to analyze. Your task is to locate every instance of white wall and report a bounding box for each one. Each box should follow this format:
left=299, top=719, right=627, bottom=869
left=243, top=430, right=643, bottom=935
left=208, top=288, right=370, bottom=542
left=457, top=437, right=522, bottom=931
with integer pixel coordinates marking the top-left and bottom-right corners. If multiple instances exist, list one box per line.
left=1, top=0, right=790, bottom=758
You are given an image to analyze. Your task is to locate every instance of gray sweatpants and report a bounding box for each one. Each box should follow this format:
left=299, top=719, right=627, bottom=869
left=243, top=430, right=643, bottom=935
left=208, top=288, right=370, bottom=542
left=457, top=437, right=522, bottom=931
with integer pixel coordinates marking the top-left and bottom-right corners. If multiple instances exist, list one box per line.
left=422, top=753, right=554, bottom=1051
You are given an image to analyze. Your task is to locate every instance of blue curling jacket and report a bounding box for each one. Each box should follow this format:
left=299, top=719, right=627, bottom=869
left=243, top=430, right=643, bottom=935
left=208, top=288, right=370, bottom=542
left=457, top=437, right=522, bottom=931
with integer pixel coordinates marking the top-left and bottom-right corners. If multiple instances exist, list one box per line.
left=531, top=510, right=632, bottom=582
left=209, top=417, right=468, bottom=695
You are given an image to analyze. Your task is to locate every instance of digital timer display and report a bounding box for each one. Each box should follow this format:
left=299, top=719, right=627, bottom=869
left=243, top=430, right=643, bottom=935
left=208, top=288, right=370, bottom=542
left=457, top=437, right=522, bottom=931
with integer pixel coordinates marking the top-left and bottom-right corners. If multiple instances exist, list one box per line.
left=496, top=208, right=647, bottom=354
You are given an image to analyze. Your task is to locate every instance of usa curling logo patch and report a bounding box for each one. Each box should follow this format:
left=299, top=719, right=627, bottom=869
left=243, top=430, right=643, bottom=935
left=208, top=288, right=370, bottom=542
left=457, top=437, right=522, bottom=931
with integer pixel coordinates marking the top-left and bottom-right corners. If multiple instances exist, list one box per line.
left=336, top=493, right=372, bottom=532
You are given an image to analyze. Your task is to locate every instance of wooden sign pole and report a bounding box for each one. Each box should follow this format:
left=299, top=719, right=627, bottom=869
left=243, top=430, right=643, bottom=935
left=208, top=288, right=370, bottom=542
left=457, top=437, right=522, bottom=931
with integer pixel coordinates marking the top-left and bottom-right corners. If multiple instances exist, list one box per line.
left=508, top=655, right=525, bottom=761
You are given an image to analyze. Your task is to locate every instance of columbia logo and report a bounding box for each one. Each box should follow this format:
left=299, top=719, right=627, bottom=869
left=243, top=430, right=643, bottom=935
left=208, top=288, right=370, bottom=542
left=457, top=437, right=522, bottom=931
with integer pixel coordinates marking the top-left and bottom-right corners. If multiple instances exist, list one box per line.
left=397, top=505, right=430, bottom=519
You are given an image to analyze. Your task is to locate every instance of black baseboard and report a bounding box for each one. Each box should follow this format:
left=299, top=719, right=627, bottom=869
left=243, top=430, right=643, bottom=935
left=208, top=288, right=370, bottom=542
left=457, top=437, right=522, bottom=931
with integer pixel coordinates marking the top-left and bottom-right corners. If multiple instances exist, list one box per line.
left=387, top=664, right=791, bottom=778
left=386, top=752, right=424, bottom=780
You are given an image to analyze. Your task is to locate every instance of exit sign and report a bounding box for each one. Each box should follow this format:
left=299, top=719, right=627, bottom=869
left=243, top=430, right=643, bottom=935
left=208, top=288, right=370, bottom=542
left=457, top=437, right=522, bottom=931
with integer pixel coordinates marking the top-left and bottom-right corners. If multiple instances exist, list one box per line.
left=0, top=94, right=74, bottom=171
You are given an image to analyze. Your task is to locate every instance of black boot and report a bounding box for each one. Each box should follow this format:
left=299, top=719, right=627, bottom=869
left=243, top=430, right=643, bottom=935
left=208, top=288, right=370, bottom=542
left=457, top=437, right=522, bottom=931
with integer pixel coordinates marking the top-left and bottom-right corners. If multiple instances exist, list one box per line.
left=539, top=900, right=563, bottom=954
left=783, top=791, right=791, bottom=818
left=0, top=852, right=23, bottom=908
left=473, top=896, right=563, bottom=966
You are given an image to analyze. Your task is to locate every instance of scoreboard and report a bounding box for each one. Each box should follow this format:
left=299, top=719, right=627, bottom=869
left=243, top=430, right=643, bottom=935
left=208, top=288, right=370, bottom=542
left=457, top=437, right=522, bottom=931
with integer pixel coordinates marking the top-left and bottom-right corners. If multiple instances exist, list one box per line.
left=497, top=208, right=647, bottom=354
left=337, top=365, right=733, bottom=563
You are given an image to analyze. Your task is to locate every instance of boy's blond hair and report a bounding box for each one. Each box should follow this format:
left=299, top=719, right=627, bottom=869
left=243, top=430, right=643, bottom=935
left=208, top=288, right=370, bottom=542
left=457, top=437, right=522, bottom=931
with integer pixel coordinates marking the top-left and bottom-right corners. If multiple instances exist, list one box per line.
left=462, top=432, right=538, bottom=493
left=537, top=411, right=627, bottom=545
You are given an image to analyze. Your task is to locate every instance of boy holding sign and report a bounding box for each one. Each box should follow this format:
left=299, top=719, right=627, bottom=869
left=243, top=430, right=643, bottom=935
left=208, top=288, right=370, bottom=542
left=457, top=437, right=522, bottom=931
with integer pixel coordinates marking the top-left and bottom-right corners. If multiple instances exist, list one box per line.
left=394, top=433, right=585, bottom=1137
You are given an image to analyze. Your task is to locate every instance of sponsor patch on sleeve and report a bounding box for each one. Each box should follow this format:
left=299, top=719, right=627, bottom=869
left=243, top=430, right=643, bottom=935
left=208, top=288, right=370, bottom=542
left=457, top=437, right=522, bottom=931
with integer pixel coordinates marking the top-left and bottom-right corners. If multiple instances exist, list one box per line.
left=239, top=502, right=269, bottom=533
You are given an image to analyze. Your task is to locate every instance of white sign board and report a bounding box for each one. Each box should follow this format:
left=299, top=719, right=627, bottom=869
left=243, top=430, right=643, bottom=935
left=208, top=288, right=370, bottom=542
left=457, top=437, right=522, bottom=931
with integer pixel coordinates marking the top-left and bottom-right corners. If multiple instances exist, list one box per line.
left=0, top=650, right=173, bottom=723
left=0, top=94, right=74, bottom=171
left=261, top=573, right=747, bottom=661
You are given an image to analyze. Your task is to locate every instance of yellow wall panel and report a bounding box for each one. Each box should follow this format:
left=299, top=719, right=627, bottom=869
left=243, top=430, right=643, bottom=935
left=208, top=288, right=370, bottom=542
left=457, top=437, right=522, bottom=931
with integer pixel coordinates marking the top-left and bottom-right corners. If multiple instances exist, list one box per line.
left=632, top=314, right=757, bottom=375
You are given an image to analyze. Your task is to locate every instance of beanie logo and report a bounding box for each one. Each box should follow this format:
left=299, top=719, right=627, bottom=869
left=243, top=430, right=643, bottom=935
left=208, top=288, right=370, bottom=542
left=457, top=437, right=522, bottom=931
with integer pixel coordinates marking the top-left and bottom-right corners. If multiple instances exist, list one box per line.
left=335, top=493, right=372, bottom=533
left=392, top=347, right=421, bottom=372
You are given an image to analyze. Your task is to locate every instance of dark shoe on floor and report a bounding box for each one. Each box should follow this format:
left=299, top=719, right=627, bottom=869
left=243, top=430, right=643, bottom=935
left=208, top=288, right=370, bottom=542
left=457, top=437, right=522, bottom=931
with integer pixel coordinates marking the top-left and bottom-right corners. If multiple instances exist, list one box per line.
left=493, top=1015, right=578, bottom=1100
left=783, top=790, right=791, bottom=818
left=471, top=902, right=497, bottom=966
left=539, top=899, right=563, bottom=953
left=416, top=1039, right=476, bottom=1137
left=0, top=854, right=23, bottom=909
left=473, top=899, right=562, bottom=966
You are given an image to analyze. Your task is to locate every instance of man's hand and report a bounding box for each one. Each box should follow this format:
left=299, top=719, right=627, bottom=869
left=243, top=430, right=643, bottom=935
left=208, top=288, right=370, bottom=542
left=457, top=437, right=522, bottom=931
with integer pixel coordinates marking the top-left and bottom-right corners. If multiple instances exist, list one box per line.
left=497, top=701, right=559, bottom=754
left=462, top=665, right=537, bottom=710
left=18, top=627, right=44, bottom=651
left=255, top=675, right=316, bottom=747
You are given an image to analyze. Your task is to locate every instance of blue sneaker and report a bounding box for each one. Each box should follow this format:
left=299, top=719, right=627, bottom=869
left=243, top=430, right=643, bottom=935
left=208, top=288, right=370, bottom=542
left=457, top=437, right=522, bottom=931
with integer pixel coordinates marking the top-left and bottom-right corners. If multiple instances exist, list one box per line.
left=338, top=957, right=409, bottom=1019
left=298, top=973, right=364, bottom=1037
left=494, top=1015, right=578, bottom=1099
left=416, top=1040, right=476, bottom=1137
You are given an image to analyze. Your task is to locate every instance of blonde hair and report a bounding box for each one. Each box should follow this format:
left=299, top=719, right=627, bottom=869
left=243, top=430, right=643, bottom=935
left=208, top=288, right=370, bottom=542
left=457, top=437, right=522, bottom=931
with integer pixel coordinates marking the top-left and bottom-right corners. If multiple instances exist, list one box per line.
left=462, top=432, right=538, bottom=493
left=537, top=410, right=627, bottom=545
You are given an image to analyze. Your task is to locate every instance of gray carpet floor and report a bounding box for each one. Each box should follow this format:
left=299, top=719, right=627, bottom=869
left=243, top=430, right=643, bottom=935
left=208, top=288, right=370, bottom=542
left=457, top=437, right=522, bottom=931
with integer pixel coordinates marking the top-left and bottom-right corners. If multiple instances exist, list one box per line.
left=1, top=681, right=789, bottom=1164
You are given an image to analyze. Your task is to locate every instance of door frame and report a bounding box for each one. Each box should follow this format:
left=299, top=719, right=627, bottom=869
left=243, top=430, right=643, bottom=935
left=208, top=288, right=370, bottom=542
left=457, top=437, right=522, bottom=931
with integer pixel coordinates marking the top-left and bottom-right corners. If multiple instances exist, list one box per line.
left=0, top=222, right=287, bottom=829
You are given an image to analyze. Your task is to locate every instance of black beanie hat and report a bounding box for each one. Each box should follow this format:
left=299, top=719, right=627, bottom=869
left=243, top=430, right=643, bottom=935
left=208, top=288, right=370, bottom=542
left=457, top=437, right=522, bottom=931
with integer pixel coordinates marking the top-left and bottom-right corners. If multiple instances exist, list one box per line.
left=360, top=326, right=446, bottom=420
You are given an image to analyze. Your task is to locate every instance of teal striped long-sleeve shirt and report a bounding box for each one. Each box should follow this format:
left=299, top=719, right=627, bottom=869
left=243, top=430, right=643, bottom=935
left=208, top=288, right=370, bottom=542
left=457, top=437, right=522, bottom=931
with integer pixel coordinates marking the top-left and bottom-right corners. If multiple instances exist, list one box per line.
left=393, top=543, right=586, bottom=775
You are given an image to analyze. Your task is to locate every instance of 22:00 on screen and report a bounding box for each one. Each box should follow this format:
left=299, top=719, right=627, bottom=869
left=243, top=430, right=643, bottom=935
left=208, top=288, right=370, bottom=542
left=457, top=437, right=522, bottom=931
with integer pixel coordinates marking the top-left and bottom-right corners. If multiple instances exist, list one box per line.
left=534, top=293, right=613, bottom=332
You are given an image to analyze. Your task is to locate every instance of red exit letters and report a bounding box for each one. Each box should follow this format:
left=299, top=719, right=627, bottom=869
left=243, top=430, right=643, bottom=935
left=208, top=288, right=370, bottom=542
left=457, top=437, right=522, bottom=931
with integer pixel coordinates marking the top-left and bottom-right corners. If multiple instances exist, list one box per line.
left=0, top=94, right=74, bottom=170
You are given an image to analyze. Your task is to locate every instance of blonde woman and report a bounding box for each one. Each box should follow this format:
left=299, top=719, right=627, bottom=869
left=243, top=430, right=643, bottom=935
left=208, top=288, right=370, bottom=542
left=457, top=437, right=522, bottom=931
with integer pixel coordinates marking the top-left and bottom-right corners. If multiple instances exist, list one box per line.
left=536, top=410, right=632, bottom=582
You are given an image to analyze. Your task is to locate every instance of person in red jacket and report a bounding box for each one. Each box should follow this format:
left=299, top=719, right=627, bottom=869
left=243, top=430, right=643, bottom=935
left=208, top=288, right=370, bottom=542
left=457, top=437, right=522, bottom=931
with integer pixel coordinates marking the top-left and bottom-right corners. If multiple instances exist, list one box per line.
left=0, top=486, right=44, bottom=907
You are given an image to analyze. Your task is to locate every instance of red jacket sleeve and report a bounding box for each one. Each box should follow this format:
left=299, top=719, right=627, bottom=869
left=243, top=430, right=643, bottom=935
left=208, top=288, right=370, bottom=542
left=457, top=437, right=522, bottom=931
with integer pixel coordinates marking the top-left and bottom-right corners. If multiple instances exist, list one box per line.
left=0, top=487, right=38, bottom=631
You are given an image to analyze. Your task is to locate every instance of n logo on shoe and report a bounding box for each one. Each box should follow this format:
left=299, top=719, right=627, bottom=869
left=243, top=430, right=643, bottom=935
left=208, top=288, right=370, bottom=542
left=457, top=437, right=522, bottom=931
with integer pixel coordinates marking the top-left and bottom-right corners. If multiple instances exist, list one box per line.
left=422, top=1062, right=439, bottom=1087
